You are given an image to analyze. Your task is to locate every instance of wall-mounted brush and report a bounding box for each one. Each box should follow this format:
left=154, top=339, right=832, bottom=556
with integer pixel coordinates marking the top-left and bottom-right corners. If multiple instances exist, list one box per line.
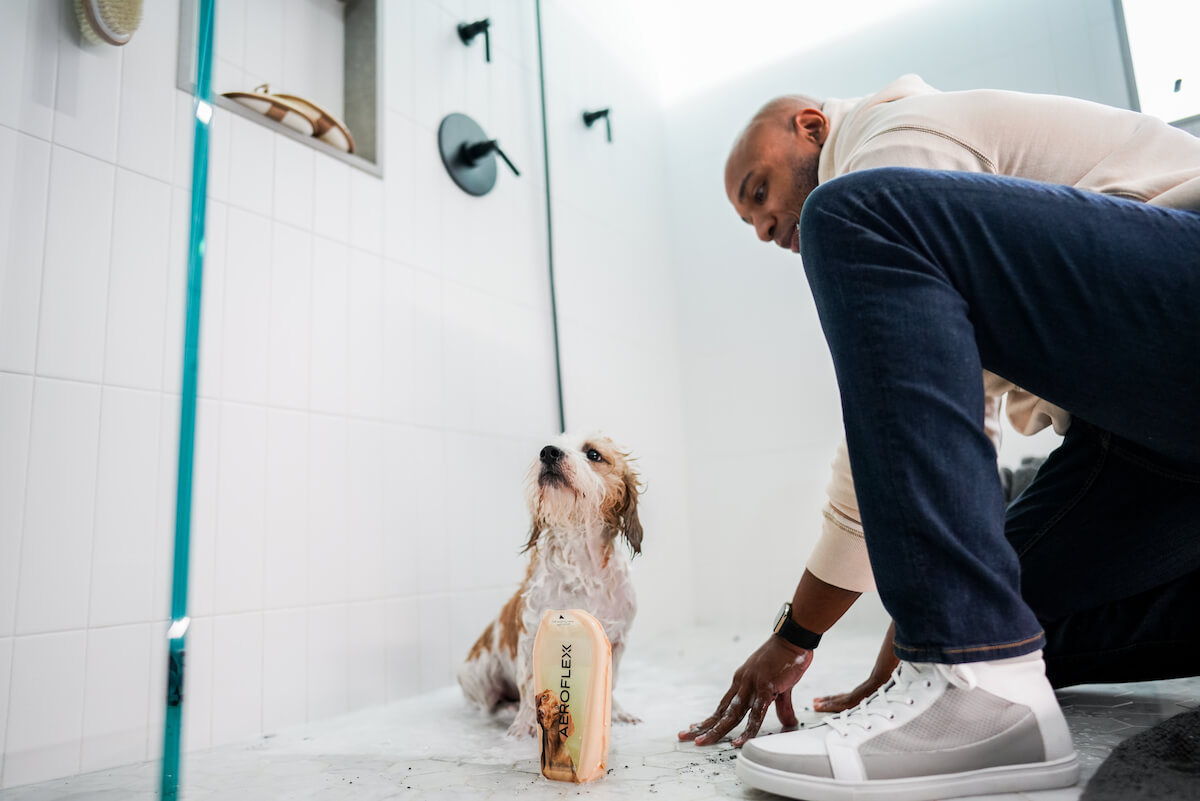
left=75, top=0, right=143, bottom=46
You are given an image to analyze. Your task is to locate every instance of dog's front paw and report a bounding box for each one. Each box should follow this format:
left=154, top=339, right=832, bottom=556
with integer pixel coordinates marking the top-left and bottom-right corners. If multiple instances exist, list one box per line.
left=506, top=717, right=537, bottom=738
left=612, top=698, right=641, bottom=725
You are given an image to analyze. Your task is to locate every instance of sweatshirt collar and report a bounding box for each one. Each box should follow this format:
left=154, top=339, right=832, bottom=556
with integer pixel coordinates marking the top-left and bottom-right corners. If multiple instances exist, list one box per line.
left=817, top=74, right=939, bottom=184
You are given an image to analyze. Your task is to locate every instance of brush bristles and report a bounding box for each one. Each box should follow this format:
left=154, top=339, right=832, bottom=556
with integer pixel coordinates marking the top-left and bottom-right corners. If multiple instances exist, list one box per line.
left=75, top=0, right=144, bottom=46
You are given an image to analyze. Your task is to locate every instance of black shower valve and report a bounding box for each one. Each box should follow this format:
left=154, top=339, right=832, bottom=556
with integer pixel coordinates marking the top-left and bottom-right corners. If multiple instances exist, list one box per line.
left=458, top=18, right=491, bottom=63
left=583, top=108, right=612, bottom=143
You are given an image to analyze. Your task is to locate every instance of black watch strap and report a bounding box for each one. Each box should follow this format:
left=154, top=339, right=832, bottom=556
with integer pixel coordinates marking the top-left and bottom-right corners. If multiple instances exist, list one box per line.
left=773, top=602, right=822, bottom=650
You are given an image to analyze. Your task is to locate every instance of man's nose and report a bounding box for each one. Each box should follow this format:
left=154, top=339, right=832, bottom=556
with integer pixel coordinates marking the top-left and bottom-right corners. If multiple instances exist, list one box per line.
left=755, top=217, right=775, bottom=242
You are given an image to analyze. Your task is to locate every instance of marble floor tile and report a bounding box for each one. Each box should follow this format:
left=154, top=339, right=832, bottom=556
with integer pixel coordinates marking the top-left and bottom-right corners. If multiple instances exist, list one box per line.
left=2, top=626, right=1197, bottom=800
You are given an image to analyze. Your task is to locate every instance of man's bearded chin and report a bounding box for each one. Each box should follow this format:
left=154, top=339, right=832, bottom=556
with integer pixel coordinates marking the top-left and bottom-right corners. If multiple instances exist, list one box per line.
left=792, top=150, right=821, bottom=206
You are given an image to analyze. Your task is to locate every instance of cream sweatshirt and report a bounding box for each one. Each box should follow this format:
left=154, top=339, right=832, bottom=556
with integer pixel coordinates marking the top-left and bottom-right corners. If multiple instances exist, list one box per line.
left=806, top=75, right=1200, bottom=593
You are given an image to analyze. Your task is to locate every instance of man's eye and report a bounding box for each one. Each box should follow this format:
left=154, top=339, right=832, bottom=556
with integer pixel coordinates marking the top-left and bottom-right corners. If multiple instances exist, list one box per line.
left=586, top=449, right=602, bottom=462
left=755, top=185, right=766, bottom=203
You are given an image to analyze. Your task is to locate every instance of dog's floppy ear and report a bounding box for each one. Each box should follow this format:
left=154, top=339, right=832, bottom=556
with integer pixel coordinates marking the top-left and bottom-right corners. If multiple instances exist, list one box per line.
left=521, top=518, right=544, bottom=553
left=617, top=463, right=643, bottom=556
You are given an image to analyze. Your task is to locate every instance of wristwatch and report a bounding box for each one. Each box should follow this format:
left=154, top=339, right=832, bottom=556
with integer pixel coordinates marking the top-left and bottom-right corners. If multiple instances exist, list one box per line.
left=773, top=602, right=822, bottom=650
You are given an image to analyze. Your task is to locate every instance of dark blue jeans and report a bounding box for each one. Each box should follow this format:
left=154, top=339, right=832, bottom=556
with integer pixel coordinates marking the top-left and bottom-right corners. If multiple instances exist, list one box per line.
left=799, top=168, right=1200, bottom=673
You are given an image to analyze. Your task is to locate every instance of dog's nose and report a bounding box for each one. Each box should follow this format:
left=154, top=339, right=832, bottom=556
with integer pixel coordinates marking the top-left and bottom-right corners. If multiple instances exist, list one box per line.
left=540, top=445, right=563, bottom=465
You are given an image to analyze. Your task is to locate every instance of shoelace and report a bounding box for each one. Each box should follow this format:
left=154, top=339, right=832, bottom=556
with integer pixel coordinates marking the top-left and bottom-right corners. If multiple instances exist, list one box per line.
left=824, top=661, right=978, bottom=736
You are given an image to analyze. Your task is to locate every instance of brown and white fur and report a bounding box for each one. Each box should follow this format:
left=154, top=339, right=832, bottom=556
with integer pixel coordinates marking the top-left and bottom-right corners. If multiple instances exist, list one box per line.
left=458, top=432, right=643, bottom=737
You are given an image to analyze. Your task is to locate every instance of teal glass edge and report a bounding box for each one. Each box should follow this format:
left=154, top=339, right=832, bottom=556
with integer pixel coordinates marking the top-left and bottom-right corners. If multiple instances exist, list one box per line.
left=161, top=0, right=215, bottom=797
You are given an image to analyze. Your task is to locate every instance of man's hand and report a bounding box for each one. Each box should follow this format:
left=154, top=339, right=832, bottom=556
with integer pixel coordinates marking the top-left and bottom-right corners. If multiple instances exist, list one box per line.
left=678, top=635, right=814, bottom=747
left=813, top=621, right=897, bottom=713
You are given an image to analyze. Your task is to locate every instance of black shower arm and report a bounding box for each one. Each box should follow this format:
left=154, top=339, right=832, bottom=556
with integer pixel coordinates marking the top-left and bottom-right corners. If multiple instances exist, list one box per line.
left=458, top=18, right=491, bottom=63
left=462, top=139, right=520, bottom=176
left=583, top=108, right=612, bottom=143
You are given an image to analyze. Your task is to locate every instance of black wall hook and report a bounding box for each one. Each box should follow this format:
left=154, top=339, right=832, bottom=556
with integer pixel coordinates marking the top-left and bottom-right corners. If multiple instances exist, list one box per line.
left=583, top=108, right=612, bottom=143
left=458, top=18, right=491, bottom=63
left=438, top=113, right=519, bottom=196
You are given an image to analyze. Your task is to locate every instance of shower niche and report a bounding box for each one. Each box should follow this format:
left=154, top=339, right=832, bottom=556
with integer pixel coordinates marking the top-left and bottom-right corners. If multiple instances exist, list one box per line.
left=176, top=0, right=382, bottom=174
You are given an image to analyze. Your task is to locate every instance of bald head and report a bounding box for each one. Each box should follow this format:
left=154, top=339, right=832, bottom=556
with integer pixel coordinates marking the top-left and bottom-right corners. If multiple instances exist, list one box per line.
left=751, top=95, right=824, bottom=132
left=724, top=94, right=829, bottom=251
left=730, top=95, right=824, bottom=155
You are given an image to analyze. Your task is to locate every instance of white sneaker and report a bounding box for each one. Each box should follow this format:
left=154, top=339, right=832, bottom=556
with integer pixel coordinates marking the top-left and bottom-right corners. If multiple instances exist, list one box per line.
left=737, top=651, right=1079, bottom=801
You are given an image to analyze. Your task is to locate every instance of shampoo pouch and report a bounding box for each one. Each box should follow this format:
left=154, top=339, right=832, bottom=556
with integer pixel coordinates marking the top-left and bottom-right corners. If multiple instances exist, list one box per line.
left=532, top=609, right=612, bottom=783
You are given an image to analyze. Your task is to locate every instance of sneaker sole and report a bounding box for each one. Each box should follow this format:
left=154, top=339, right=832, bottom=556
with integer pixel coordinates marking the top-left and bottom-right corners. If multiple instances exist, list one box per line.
left=736, top=750, right=1080, bottom=801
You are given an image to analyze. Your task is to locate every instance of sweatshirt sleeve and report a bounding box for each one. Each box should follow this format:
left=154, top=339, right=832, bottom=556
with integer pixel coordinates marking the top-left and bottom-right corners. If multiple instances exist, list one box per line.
left=806, top=437, right=876, bottom=593
left=806, top=390, right=1005, bottom=594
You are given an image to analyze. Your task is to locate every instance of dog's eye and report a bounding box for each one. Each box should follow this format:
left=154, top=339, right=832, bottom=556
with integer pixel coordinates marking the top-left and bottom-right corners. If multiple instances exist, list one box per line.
left=586, top=449, right=603, bottom=463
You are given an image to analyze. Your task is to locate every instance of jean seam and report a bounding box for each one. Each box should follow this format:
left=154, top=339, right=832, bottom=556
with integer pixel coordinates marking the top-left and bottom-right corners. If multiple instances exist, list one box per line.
left=1014, top=429, right=1111, bottom=560
left=894, top=631, right=1045, bottom=657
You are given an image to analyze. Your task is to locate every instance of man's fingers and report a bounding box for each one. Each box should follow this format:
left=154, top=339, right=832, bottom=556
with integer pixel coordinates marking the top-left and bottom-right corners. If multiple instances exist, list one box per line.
left=775, top=689, right=798, bottom=727
left=678, top=688, right=738, bottom=740
left=677, top=719, right=715, bottom=741
left=812, top=694, right=839, bottom=712
left=693, top=699, right=749, bottom=746
left=813, top=693, right=852, bottom=713
left=732, top=697, right=770, bottom=747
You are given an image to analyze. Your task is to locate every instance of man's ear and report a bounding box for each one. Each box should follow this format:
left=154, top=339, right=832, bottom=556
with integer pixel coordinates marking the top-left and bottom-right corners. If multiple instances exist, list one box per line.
left=792, top=108, right=829, bottom=146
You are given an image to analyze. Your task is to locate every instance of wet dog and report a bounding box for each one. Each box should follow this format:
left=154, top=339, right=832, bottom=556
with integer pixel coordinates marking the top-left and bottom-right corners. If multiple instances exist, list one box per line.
left=457, top=432, right=643, bottom=736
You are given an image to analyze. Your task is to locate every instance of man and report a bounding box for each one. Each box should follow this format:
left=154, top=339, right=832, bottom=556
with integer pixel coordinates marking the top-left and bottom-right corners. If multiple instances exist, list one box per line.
left=679, top=74, right=1200, bottom=800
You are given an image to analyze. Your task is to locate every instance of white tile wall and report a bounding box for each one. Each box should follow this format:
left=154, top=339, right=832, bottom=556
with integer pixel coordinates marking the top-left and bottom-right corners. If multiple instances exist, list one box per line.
left=263, top=410, right=310, bottom=609
left=266, top=222, right=312, bottom=409
left=346, top=250, right=384, bottom=420
left=308, top=237, right=349, bottom=415
left=214, top=403, right=267, bottom=615
left=16, top=379, right=102, bottom=635
left=307, top=415, right=349, bottom=606
left=262, top=608, right=307, bottom=732
left=0, top=374, right=34, bottom=639
left=306, top=605, right=349, bottom=720
left=210, top=613, right=263, bottom=746
left=0, top=128, right=50, bottom=374
left=346, top=420, right=386, bottom=601
left=417, top=596, right=452, bottom=693
left=384, top=598, right=420, bottom=700
left=347, top=601, right=388, bottom=711
left=53, top=10, right=122, bottom=164
left=272, top=137, right=314, bottom=230
left=90, top=387, right=162, bottom=628
left=0, top=637, right=11, bottom=775
left=116, top=0, right=179, bottom=184
left=0, top=1, right=58, bottom=140
left=36, top=148, right=115, bottom=383
left=4, top=632, right=86, bottom=786
left=80, top=624, right=151, bottom=773
left=220, top=207, right=272, bottom=404
left=182, top=617, right=213, bottom=752
left=227, top=115, right=274, bottom=218
left=104, top=168, right=172, bottom=391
